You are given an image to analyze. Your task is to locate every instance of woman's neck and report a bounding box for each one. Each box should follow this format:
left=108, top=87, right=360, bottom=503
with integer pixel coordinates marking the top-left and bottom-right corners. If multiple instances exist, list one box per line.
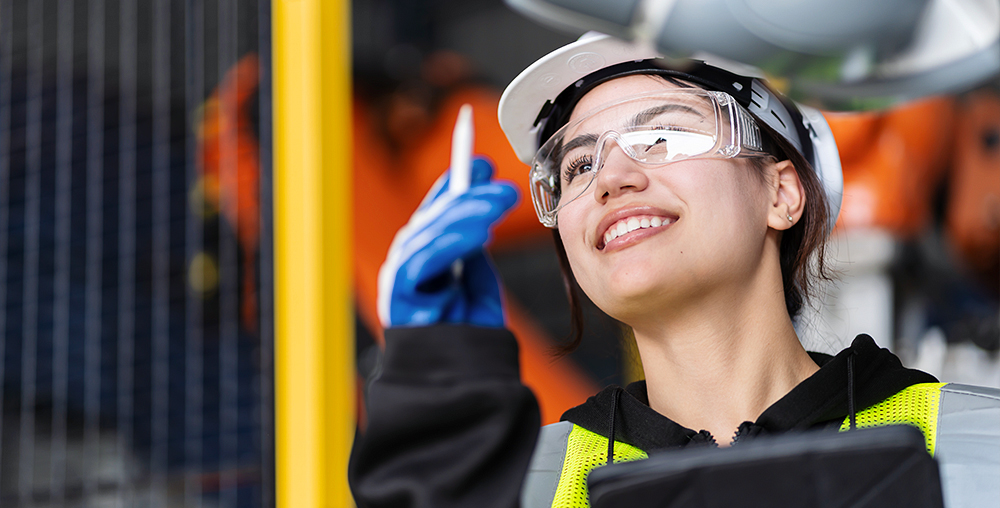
left=631, top=275, right=819, bottom=445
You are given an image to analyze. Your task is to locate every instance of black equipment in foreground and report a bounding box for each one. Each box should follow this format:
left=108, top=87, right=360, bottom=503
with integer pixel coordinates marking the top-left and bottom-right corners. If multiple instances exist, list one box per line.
left=589, top=425, right=944, bottom=508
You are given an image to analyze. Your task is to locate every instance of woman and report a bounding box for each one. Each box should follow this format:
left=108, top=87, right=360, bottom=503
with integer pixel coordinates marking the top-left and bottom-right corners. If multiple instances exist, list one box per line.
left=352, top=34, right=1000, bottom=508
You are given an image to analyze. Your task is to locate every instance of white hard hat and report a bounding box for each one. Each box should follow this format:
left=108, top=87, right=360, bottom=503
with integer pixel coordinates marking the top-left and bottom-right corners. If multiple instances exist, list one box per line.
left=498, top=33, right=843, bottom=230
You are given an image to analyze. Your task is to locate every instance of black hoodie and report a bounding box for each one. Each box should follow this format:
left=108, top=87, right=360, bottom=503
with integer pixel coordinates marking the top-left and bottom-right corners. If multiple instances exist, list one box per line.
left=564, top=334, right=938, bottom=450
left=349, top=325, right=936, bottom=508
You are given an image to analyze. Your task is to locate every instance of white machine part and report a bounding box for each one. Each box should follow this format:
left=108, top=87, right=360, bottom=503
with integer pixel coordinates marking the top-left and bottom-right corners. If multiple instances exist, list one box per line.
left=505, top=0, right=1000, bottom=109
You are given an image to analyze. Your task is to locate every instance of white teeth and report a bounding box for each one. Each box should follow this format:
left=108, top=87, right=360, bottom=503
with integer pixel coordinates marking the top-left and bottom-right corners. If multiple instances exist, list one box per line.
left=602, top=216, right=673, bottom=246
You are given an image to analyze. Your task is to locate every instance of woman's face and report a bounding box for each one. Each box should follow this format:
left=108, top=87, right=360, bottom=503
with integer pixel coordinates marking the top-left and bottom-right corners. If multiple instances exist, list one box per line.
left=556, top=75, right=776, bottom=324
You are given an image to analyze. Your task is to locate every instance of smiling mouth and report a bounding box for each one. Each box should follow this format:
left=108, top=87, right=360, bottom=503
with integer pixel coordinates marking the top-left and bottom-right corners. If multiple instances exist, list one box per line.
left=598, top=215, right=676, bottom=250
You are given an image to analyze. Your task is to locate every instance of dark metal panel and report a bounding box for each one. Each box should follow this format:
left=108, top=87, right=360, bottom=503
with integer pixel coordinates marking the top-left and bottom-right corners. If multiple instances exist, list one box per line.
left=0, top=1, right=273, bottom=505
left=257, top=1, right=275, bottom=505
left=83, top=0, right=108, bottom=502
left=51, top=0, right=76, bottom=502
left=184, top=0, right=206, bottom=506
left=116, top=0, right=139, bottom=505
left=150, top=0, right=172, bottom=505
left=19, top=0, right=44, bottom=501
left=0, top=0, right=13, bottom=493
left=217, top=1, right=239, bottom=504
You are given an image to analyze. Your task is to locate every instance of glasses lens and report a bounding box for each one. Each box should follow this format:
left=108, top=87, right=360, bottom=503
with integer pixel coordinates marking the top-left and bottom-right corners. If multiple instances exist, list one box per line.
left=531, top=90, right=732, bottom=224
left=619, top=130, right=717, bottom=162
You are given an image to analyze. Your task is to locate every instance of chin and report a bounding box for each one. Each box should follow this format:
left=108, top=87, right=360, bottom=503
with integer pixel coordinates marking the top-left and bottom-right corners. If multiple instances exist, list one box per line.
left=587, top=270, right=676, bottom=319
left=591, top=260, right=724, bottom=322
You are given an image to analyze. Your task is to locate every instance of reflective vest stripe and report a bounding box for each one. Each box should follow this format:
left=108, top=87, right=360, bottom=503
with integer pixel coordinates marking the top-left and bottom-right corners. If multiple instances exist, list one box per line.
left=521, top=422, right=575, bottom=508
left=838, top=382, right=946, bottom=455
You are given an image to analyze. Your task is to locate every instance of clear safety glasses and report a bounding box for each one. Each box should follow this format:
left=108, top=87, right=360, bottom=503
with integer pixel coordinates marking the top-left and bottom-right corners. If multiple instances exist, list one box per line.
left=529, top=89, right=766, bottom=228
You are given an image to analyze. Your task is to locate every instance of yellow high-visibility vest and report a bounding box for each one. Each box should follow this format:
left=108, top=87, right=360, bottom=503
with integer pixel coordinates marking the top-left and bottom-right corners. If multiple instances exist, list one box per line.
left=522, top=383, right=1000, bottom=508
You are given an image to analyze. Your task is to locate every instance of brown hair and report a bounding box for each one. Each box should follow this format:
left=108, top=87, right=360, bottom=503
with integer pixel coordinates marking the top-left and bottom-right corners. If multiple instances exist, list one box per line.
left=550, top=121, right=833, bottom=356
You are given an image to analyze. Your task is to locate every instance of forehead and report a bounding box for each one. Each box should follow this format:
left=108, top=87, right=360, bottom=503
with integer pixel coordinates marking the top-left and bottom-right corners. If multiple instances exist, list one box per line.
left=568, top=75, right=696, bottom=124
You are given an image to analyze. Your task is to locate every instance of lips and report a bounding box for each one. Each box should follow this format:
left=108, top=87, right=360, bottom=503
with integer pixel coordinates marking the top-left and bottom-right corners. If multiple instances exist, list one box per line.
left=596, top=206, right=678, bottom=250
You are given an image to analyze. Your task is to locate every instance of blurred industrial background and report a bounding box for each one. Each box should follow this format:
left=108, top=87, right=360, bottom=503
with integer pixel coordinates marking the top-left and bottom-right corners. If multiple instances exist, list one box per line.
left=0, top=0, right=997, bottom=506
left=1, top=0, right=272, bottom=506
left=348, top=0, right=1000, bottom=424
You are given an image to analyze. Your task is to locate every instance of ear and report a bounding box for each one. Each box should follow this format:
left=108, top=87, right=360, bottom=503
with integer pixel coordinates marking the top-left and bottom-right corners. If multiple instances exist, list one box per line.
left=766, top=159, right=805, bottom=231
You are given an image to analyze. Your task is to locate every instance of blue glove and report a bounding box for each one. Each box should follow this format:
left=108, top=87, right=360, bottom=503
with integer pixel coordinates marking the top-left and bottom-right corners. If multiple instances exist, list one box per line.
left=378, top=158, right=519, bottom=328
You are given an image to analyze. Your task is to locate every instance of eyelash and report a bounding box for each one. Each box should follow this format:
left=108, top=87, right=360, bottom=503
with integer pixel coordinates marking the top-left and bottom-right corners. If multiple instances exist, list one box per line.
left=649, top=124, right=685, bottom=132
left=563, top=155, right=594, bottom=183
left=558, top=125, right=690, bottom=182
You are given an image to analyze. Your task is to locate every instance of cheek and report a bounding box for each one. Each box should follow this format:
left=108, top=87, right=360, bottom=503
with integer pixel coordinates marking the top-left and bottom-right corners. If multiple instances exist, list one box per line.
left=555, top=200, right=591, bottom=248
left=557, top=224, right=591, bottom=283
left=555, top=208, right=585, bottom=261
left=702, top=176, right=772, bottom=269
left=731, top=175, right=772, bottom=231
left=556, top=206, right=610, bottom=299
left=698, top=167, right=769, bottom=228
left=720, top=188, right=766, bottom=232
left=563, top=247, right=618, bottom=317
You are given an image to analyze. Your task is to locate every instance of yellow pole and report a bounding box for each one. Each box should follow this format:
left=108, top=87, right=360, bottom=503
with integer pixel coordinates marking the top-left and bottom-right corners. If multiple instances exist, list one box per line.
left=273, top=0, right=354, bottom=506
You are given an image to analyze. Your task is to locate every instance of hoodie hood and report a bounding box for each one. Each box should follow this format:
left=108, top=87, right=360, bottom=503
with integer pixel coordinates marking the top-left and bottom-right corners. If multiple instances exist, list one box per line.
left=560, top=334, right=938, bottom=451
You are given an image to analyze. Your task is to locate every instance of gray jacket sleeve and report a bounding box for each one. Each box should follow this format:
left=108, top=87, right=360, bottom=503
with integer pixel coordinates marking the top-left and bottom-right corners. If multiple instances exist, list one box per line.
left=934, top=383, right=1000, bottom=508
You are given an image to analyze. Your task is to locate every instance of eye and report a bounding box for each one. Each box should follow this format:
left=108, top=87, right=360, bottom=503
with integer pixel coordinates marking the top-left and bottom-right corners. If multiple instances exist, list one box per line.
left=643, top=136, right=668, bottom=153
left=628, top=125, right=701, bottom=156
left=631, top=127, right=676, bottom=153
left=563, top=155, right=594, bottom=183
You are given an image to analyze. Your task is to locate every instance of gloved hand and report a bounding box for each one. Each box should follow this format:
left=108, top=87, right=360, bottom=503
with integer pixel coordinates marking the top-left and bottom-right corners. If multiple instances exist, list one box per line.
left=377, top=158, right=519, bottom=328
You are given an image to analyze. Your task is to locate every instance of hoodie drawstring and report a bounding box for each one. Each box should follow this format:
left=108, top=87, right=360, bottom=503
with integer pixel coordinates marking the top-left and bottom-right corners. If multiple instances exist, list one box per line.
left=607, top=387, right=620, bottom=465
left=847, top=351, right=857, bottom=430
left=601, top=351, right=862, bottom=463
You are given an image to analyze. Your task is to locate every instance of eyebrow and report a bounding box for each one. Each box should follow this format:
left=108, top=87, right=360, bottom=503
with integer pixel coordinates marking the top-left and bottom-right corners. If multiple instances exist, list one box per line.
left=628, top=103, right=705, bottom=128
left=559, top=104, right=707, bottom=156
left=558, top=133, right=600, bottom=158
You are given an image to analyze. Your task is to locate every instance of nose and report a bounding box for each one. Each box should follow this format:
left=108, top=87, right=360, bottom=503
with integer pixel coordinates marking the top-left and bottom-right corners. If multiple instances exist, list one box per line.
left=593, top=139, right=649, bottom=203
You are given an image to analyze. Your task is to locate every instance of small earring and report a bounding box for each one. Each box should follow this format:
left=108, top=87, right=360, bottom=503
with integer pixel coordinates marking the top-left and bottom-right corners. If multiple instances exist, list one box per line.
left=786, top=214, right=794, bottom=222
